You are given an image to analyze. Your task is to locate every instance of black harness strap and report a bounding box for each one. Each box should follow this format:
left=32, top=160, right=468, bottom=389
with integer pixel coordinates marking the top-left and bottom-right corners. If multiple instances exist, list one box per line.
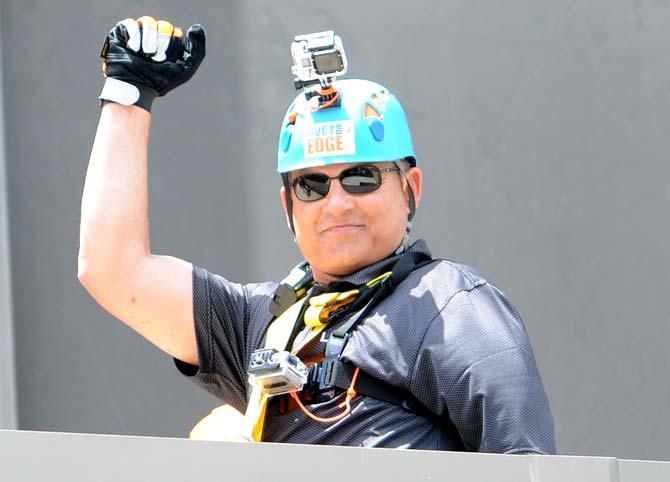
left=310, top=359, right=435, bottom=419
left=326, top=251, right=433, bottom=358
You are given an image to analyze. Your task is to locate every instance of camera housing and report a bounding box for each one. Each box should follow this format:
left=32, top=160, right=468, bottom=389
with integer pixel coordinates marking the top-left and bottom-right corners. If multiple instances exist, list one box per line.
left=247, top=348, right=308, bottom=396
left=291, top=30, right=348, bottom=90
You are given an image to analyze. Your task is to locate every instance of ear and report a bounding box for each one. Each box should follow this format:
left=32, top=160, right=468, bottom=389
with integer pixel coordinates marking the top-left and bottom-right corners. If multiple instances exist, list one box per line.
left=405, top=167, right=423, bottom=210
left=280, top=186, right=292, bottom=231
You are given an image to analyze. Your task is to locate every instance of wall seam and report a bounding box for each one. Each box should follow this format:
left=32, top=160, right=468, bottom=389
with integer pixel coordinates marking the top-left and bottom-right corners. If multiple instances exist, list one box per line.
left=0, top=1, right=18, bottom=429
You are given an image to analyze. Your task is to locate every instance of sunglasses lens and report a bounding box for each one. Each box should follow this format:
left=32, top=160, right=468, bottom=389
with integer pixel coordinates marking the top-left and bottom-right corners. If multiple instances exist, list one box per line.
left=340, top=165, right=382, bottom=193
left=292, top=165, right=385, bottom=201
left=294, top=173, right=330, bottom=201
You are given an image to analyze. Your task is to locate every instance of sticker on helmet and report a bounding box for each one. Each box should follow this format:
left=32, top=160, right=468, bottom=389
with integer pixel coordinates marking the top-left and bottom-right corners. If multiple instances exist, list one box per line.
left=303, top=120, right=356, bottom=158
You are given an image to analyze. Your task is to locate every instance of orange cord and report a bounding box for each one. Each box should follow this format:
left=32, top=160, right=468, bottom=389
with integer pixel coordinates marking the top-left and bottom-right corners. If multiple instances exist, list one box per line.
left=289, top=367, right=360, bottom=423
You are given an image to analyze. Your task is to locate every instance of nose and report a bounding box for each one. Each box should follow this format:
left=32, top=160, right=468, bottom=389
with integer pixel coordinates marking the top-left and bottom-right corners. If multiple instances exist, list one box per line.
left=322, top=177, right=356, bottom=215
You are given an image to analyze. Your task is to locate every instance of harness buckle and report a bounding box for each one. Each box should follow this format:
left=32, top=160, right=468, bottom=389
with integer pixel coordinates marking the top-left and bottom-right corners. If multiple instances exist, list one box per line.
left=305, top=359, right=348, bottom=402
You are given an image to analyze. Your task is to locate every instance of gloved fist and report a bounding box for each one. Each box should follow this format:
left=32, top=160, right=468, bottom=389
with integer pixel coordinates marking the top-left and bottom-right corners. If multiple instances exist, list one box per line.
left=99, top=16, right=206, bottom=112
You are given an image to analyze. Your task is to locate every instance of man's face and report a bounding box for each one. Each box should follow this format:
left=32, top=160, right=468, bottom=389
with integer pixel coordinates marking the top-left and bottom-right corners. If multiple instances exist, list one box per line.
left=280, top=162, right=423, bottom=282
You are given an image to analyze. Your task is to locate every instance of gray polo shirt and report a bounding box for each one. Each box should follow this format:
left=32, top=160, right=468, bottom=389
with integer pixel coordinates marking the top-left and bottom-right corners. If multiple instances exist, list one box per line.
left=175, top=239, right=555, bottom=453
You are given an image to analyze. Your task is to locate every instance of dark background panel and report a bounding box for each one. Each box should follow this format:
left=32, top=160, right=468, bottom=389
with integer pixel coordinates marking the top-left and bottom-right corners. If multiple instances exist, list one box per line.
left=1, top=0, right=668, bottom=460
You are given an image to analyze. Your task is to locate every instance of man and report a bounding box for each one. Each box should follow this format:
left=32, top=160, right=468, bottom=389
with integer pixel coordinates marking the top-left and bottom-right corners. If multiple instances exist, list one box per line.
left=79, top=16, right=555, bottom=453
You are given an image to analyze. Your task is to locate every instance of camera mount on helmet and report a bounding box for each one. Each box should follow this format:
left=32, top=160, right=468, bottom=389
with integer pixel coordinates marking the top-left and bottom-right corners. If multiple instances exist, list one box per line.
left=291, top=30, right=347, bottom=109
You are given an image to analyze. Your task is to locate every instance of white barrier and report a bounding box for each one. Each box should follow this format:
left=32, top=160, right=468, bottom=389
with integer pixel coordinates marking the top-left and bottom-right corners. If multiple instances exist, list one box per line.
left=1, top=430, right=668, bottom=482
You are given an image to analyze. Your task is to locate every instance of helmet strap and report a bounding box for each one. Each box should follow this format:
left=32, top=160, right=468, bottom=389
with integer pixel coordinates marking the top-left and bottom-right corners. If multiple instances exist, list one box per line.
left=395, top=221, right=412, bottom=255
left=393, top=159, right=416, bottom=255
left=393, top=160, right=416, bottom=222
left=281, top=173, right=296, bottom=234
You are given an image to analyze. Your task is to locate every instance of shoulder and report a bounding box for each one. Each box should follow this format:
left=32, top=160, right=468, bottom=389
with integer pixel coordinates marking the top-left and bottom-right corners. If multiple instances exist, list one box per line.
left=414, top=258, right=535, bottom=369
left=402, top=258, right=489, bottom=312
left=427, top=258, right=488, bottom=288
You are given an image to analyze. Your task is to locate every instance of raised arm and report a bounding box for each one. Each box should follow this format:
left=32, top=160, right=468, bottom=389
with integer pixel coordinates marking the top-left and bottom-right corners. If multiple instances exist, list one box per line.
left=78, top=17, right=206, bottom=365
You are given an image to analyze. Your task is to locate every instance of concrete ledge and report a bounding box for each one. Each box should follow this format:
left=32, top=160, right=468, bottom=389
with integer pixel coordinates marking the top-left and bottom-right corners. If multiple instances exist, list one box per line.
left=1, top=430, right=668, bottom=482
left=618, top=458, right=670, bottom=482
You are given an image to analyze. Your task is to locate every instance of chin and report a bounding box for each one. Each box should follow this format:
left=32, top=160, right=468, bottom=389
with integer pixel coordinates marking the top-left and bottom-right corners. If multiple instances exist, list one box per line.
left=319, top=242, right=371, bottom=275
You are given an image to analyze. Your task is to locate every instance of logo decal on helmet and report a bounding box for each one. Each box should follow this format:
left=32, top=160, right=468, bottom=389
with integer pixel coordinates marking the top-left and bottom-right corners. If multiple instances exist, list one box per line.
left=303, top=120, right=356, bottom=158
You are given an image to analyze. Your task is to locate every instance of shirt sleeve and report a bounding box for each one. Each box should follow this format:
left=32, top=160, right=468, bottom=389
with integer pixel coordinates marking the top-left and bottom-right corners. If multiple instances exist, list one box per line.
left=410, top=283, right=556, bottom=454
left=174, top=265, right=278, bottom=413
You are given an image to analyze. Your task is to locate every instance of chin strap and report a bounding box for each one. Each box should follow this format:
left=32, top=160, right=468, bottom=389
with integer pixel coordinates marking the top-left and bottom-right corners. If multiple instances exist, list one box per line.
left=395, top=221, right=412, bottom=255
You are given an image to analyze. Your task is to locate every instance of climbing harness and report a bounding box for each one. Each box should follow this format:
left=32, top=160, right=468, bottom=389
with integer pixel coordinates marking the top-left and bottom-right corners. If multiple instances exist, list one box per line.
left=247, top=251, right=435, bottom=441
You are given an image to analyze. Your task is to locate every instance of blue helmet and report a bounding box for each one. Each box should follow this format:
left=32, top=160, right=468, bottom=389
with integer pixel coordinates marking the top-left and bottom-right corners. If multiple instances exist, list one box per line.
left=277, top=79, right=417, bottom=173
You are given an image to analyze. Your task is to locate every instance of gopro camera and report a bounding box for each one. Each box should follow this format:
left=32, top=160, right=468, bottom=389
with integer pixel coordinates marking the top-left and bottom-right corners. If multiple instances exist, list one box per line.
left=291, top=30, right=348, bottom=90
left=248, top=348, right=308, bottom=396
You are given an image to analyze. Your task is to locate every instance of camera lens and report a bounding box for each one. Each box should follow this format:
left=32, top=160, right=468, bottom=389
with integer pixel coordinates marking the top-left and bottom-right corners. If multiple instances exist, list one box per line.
left=313, top=50, right=343, bottom=75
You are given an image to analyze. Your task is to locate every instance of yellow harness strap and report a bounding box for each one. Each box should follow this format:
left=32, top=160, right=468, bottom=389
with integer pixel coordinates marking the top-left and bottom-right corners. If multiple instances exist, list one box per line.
left=304, top=290, right=359, bottom=329
left=246, top=297, right=307, bottom=441
left=190, top=297, right=308, bottom=442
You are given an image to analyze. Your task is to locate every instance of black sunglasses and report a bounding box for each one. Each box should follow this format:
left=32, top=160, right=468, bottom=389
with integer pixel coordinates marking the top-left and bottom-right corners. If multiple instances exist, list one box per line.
left=291, top=164, right=400, bottom=202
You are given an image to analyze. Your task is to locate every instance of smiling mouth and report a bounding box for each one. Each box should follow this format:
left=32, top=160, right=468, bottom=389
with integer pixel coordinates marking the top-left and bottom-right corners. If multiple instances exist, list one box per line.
left=321, top=224, right=364, bottom=234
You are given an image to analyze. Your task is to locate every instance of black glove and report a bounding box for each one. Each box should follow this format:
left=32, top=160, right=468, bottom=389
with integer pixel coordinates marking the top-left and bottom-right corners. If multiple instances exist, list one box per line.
left=99, top=16, right=206, bottom=112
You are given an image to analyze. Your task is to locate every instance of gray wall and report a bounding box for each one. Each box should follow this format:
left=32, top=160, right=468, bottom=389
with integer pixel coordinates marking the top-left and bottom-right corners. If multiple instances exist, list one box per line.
left=1, top=0, right=668, bottom=461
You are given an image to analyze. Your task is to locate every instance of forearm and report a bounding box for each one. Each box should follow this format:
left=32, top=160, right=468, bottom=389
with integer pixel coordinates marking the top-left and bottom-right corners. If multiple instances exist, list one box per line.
left=79, top=102, right=152, bottom=278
